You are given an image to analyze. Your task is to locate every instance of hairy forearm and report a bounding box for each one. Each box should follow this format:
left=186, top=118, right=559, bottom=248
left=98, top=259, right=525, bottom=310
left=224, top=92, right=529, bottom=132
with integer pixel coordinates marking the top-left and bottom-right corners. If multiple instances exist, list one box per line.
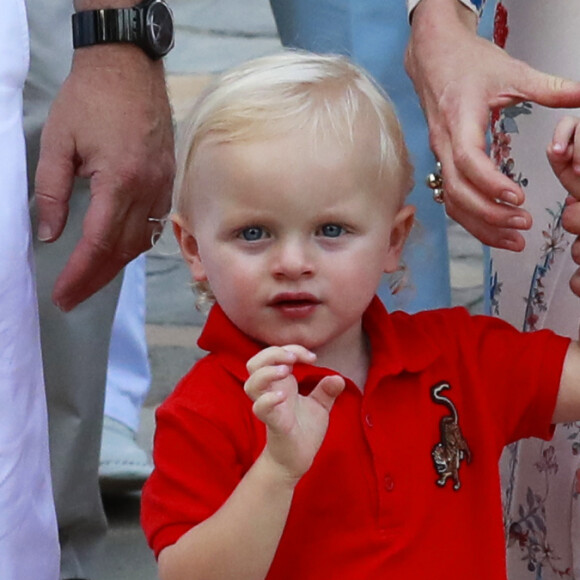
left=41, top=0, right=173, bottom=309
left=73, top=0, right=141, bottom=10
left=158, top=452, right=298, bottom=580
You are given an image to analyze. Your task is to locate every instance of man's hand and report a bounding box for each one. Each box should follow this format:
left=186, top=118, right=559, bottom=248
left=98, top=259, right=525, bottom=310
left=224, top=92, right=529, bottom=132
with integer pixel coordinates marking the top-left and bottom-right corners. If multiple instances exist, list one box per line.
left=245, top=345, right=345, bottom=482
left=405, top=0, right=580, bottom=251
left=35, top=44, right=174, bottom=311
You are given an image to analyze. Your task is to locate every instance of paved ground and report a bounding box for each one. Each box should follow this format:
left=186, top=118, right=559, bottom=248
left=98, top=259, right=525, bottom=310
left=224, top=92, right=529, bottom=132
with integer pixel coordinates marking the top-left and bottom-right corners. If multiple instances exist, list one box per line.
left=97, top=2, right=485, bottom=578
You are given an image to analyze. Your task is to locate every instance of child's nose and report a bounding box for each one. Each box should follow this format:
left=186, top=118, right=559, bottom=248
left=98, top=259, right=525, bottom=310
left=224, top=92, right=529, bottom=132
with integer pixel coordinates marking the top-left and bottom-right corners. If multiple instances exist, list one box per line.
left=272, top=240, right=314, bottom=280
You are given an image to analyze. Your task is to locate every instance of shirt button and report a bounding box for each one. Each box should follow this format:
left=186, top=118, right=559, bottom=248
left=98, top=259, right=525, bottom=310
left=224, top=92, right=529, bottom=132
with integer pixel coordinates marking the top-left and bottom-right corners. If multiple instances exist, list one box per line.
left=384, top=474, right=395, bottom=492
left=365, top=414, right=374, bottom=428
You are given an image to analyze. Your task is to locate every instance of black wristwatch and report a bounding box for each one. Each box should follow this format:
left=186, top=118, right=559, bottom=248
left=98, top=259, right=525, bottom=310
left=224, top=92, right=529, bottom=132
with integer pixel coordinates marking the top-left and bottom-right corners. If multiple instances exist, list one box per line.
left=72, top=0, right=175, bottom=60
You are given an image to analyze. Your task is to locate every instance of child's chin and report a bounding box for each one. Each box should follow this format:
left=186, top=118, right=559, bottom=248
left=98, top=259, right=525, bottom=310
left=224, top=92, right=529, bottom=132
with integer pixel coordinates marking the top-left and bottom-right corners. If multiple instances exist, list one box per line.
left=257, top=332, right=320, bottom=351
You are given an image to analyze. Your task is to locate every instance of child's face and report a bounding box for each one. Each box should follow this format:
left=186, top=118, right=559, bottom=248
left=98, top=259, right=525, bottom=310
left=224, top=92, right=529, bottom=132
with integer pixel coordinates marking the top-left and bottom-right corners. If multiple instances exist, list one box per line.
left=175, top=127, right=414, bottom=358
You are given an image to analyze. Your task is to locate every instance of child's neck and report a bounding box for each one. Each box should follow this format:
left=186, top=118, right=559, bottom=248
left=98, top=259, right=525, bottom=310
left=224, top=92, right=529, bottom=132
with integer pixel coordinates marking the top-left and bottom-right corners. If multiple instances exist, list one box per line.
left=314, top=326, right=370, bottom=393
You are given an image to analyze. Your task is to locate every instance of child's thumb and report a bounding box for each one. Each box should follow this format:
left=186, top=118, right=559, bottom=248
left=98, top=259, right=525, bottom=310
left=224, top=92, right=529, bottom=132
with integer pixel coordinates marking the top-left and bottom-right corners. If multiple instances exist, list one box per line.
left=310, top=375, right=346, bottom=412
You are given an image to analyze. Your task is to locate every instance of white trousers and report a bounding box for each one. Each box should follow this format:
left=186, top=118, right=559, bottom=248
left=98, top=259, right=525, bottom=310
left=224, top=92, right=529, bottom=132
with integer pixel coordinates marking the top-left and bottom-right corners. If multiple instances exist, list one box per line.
left=105, top=254, right=151, bottom=433
left=0, top=1, right=59, bottom=578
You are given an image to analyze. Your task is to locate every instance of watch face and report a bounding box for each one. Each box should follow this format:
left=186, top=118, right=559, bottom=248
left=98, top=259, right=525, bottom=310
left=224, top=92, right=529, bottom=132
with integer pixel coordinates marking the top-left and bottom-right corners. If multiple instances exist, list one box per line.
left=146, top=1, right=175, bottom=56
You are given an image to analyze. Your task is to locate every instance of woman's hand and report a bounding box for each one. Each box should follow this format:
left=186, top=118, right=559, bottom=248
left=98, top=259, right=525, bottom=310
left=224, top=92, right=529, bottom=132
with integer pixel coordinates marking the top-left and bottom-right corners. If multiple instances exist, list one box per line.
left=406, top=0, right=580, bottom=251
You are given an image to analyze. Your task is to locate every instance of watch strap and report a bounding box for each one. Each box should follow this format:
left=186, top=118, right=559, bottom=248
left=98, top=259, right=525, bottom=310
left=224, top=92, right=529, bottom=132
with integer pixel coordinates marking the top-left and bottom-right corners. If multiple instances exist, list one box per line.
left=72, top=8, right=140, bottom=49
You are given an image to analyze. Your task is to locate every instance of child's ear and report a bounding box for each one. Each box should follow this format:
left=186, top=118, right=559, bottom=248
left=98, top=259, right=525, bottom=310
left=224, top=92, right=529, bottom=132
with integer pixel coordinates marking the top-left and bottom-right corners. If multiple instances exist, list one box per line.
left=171, top=215, right=208, bottom=282
left=383, top=204, right=415, bottom=273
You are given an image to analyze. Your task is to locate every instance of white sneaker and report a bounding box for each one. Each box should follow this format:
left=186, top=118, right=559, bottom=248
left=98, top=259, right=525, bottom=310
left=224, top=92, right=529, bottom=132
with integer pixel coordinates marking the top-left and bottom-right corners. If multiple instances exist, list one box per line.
left=99, top=416, right=153, bottom=494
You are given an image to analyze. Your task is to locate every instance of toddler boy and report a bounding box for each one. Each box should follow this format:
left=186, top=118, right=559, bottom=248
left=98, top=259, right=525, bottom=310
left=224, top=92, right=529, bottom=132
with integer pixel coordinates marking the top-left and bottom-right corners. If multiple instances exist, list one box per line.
left=141, top=51, right=580, bottom=580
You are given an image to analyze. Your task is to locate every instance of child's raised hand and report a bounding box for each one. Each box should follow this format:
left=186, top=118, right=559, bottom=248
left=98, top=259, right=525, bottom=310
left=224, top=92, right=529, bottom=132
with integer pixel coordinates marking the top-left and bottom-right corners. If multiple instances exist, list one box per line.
left=245, top=345, right=345, bottom=481
left=548, top=116, right=580, bottom=298
left=548, top=116, right=580, bottom=200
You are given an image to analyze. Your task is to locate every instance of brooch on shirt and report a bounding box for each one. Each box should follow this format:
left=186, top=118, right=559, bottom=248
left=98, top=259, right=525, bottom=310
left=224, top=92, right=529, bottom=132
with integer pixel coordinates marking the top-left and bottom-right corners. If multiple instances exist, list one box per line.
left=431, top=382, right=472, bottom=491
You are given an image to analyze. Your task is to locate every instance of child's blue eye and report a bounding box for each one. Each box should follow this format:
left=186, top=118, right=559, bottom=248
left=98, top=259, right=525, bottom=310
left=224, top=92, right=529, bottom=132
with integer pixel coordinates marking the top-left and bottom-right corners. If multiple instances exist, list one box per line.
left=320, top=224, right=344, bottom=238
left=240, top=226, right=265, bottom=241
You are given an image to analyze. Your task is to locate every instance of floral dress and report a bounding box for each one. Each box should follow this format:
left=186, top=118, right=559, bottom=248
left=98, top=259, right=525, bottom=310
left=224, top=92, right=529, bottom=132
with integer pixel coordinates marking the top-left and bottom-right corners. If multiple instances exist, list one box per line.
left=490, top=1, right=580, bottom=577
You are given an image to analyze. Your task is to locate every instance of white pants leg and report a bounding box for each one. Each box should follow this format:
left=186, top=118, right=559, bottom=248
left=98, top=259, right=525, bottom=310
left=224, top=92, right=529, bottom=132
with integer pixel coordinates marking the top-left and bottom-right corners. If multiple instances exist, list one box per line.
left=0, top=1, right=59, bottom=578
left=105, top=254, right=151, bottom=433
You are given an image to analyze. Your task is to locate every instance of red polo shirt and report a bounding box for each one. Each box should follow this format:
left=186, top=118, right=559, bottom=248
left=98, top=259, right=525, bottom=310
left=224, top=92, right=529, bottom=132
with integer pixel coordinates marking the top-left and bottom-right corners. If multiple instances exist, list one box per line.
left=141, top=297, right=570, bottom=579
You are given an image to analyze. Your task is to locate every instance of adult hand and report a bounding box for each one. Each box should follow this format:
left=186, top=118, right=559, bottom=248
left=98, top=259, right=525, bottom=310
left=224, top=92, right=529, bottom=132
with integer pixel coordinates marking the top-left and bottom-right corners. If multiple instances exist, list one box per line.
left=405, top=0, right=580, bottom=251
left=34, top=44, right=174, bottom=311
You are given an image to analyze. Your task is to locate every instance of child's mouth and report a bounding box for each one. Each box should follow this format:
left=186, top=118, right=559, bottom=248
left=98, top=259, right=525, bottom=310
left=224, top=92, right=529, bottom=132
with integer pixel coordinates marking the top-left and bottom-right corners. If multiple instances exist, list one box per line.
left=269, top=294, right=321, bottom=318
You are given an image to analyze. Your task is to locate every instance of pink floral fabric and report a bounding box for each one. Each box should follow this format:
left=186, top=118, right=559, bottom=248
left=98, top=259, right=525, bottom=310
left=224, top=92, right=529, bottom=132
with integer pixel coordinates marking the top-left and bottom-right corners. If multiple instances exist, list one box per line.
left=490, top=1, right=580, bottom=577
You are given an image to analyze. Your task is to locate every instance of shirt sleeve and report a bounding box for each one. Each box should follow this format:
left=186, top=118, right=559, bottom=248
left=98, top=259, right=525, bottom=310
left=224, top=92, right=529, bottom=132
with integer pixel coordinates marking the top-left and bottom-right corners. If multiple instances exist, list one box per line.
left=452, top=311, right=571, bottom=446
left=141, top=360, right=265, bottom=558
left=407, top=0, right=485, bottom=20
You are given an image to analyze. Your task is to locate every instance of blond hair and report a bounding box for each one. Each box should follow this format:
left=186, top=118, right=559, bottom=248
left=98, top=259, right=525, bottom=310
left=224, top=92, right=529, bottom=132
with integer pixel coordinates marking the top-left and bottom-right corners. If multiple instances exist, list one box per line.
left=173, top=50, right=414, bottom=306
left=174, top=50, right=413, bottom=217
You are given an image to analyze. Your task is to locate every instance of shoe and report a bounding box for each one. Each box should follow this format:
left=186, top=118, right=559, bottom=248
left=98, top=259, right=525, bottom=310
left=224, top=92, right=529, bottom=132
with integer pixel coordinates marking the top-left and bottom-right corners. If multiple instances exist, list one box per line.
left=99, top=416, right=153, bottom=494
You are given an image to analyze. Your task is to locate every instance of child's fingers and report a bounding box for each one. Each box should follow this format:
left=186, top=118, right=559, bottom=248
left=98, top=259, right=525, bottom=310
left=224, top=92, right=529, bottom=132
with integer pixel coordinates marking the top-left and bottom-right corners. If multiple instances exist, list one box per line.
left=548, top=117, right=578, bottom=186
left=569, top=118, right=580, bottom=175
left=550, top=115, right=578, bottom=157
left=570, top=264, right=580, bottom=298
left=252, top=390, right=287, bottom=424
left=548, top=157, right=580, bottom=200
left=309, top=375, right=345, bottom=412
left=246, top=344, right=316, bottom=375
left=246, top=347, right=296, bottom=376
left=569, top=236, right=580, bottom=298
left=547, top=117, right=580, bottom=199
left=244, top=364, right=291, bottom=402
left=572, top=236, right=580, bottom=264
left=563, top=200, right=580, bottom=235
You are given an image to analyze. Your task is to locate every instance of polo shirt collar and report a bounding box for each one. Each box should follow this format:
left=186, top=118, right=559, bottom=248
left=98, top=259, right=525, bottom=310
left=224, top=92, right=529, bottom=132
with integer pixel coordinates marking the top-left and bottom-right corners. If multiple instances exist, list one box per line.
left=197, top=296, right=442, bottom=387
left=363, top=297, right=441, bottom=376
